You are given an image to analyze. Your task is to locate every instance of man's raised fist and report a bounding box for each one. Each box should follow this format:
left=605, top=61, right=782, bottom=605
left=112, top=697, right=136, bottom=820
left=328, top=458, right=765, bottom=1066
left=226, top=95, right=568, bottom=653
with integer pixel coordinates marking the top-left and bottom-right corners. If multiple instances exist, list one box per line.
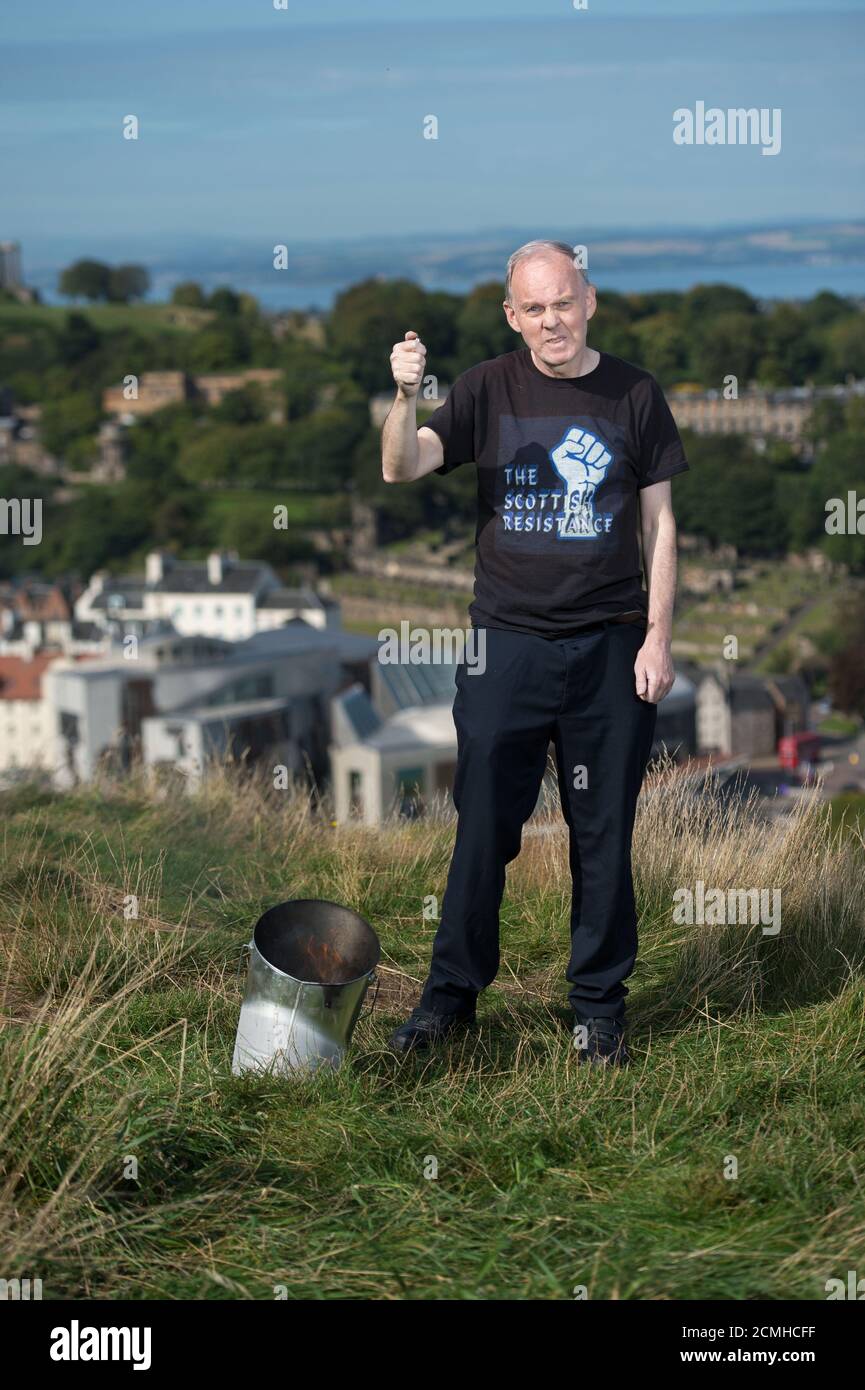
left=390, top=330, right=427, bottom=398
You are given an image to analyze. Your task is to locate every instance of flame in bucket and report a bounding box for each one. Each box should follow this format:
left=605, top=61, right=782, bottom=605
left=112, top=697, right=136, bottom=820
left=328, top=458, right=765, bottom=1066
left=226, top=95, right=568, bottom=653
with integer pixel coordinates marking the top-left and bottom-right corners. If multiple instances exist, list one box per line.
left=232, top=899, right=381, bottom=1075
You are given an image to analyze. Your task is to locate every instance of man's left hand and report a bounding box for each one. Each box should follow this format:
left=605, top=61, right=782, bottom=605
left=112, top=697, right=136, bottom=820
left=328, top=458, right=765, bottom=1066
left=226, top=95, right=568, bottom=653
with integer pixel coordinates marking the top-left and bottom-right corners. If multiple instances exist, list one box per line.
left=634, top=633, right=675, bottom=703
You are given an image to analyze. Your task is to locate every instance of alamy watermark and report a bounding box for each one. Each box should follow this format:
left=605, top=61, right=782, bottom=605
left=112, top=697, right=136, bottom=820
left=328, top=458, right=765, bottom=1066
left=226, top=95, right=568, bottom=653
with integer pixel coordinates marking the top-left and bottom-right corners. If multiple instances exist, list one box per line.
left=0, top=497, right=42, bottom=545
left=672, top=880, right=781, bottom=935
left=377, top=623, right=486, bottom=673
left=673, top=102, right=781, bottom=156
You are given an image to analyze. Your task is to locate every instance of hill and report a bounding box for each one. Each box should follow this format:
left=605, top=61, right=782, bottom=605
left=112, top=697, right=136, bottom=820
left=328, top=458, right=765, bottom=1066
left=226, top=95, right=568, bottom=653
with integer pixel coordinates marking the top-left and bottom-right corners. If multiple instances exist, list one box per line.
left=0, top=764, right=863, bottom=1299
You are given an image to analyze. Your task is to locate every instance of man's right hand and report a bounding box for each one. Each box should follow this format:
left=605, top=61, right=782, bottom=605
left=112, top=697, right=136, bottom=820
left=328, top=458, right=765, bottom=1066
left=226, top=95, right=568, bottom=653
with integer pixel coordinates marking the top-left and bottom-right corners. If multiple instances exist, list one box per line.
left=390, top=330, right=427, bottom=398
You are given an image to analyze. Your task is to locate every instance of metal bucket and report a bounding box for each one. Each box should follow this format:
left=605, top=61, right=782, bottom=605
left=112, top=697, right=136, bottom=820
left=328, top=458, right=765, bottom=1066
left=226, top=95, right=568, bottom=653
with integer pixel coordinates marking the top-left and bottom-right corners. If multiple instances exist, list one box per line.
left=231, top=899, right=380, bottom=1076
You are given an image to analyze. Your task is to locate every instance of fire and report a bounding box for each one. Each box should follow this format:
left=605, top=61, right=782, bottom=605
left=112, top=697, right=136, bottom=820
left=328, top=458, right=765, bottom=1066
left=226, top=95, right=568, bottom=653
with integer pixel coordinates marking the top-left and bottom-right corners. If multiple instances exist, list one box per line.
left=298, top=934, right=348, bottom=984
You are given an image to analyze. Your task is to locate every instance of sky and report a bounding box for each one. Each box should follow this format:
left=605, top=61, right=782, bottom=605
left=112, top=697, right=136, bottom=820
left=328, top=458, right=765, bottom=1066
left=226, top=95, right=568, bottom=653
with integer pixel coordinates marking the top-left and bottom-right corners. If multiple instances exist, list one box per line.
left=2, top=1, right=864, bottom=271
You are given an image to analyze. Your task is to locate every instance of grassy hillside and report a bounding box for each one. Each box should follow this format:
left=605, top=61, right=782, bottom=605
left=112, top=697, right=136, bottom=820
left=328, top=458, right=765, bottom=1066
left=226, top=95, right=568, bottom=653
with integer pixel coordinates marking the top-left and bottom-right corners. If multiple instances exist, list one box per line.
left=1, top=765, right=863, bottom=1300
left=0, top=301, right=213, bottom=334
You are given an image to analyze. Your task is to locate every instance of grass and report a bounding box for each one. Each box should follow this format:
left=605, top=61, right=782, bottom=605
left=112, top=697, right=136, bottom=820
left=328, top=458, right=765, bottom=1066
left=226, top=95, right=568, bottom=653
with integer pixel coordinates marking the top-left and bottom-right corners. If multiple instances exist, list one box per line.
left=1, top=763, right=863, bottom=1300
left=0, top=301, right=214, bottom=334
left=204, top=488, right=350, bottom=532
left=674, top=563, right=844, bottom=666
left=819, top=713, right=862, bottom=738
left=331, top=572, right=474, bottom=609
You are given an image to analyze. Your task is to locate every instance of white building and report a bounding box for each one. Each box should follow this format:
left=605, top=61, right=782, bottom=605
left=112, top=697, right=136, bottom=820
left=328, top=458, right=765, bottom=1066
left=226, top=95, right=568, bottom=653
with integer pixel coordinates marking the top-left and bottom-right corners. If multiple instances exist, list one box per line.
left=329, top=662, right=700, bottom=826
left=0, top=653, right=60, bottom=779
left=43, top=624, right=377, bottom=790
left=75, top=550, right=340, bottom=644
left=330, top=689, right=458, bottom=825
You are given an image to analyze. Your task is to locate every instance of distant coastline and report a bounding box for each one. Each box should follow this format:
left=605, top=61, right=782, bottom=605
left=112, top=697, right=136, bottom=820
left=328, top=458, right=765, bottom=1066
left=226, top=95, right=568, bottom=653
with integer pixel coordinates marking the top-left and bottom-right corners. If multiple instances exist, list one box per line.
left=21, top=220, right=865, bottom=312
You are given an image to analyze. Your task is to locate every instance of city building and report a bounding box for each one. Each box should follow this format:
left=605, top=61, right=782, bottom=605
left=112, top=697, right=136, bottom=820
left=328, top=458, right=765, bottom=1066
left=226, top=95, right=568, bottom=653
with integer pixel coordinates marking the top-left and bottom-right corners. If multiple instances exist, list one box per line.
left=0, top=652, right=61, bottom=777
left=75, top=551, right=340, bottom=643
left=101, top=369, right=284, bottom=422
left=696, top=669, right=810, bottom=758
left=669, top=380, right=865, bottom=452
left=0, top=241, right=23, bottom=292
left=43, top=624, right=377, bottom=790
left=0, top=580, right=105, bottom=658
left=331, top=664, right=699, bottom=826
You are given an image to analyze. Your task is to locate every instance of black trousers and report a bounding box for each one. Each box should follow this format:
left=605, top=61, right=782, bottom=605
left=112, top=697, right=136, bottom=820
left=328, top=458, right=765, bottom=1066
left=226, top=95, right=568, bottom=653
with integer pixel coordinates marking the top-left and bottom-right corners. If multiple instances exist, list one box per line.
left=419, top=621, right=657, bottom=1023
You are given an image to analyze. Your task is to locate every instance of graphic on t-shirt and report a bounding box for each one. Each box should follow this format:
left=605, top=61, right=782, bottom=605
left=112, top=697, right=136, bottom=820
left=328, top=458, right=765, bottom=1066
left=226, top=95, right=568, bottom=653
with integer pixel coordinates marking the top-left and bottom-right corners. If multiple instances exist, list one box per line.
left=498, top=413, right=622, bottom=553
left=549, top=426, right=613, bottom=540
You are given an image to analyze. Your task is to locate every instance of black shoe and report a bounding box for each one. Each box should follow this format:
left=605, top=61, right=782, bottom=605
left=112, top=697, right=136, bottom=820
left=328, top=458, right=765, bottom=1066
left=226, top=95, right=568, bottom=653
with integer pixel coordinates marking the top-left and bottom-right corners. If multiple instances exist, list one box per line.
left=572, top=1015, right=629, bottom=1067
left=388, top=1006, right=476, bottom=1055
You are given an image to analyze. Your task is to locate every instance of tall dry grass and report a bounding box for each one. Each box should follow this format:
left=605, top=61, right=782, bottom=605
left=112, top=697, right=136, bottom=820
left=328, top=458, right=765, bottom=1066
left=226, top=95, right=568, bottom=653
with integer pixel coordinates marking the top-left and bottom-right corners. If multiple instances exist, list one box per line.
left=0, top=757, right=862, bottom=1297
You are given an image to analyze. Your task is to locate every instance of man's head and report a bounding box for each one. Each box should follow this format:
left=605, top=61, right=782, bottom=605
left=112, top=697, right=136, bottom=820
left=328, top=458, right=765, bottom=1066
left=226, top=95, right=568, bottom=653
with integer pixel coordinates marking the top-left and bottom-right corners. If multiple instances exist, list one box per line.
left=503, top=240, right=597, bottom=372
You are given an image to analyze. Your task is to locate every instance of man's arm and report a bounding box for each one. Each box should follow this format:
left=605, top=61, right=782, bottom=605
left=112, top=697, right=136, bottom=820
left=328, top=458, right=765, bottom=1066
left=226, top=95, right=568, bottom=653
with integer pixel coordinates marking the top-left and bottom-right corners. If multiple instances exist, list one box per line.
left=635, top=478, right=678, bottom=702
left=382, top=330, right=445, bottom=483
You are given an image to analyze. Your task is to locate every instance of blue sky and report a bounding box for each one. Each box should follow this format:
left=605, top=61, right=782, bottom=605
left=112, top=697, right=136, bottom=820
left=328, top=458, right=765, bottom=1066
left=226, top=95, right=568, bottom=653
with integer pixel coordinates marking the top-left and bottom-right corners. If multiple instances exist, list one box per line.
left=2, top=1, right=863, bottom=265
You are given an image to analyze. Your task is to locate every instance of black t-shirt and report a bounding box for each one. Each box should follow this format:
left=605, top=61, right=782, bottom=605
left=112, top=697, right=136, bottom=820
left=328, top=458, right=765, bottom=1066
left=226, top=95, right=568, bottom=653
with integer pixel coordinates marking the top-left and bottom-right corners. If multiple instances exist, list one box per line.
left=420, top=347, right=689, bottom=637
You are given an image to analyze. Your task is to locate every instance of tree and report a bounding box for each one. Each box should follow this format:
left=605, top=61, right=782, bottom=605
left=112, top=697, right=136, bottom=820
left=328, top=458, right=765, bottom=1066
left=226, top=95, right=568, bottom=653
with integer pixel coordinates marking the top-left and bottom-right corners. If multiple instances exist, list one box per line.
left=812, top=431, right=865, bottom=571
left=631, top=312, right=688, bottom=383
left=672, top=433, right=787, bottom=555
left=808, top=291, right=856, bottom=328
left=681, top=283, right=759, bottom=323
left=107, top=264, right=150, bottom=304
left=39, top=392, right=102, bottom=458
left=56, top=312, right=101, bottom=366
left=186, top=321, right=251, bottom=371
left=453, top=282, right=515, bottom=375
left=757, top=303, right=821, bottom=385
left=589, top=301, right=639, bottom=363
left=279, top=339, right=340, bottom=421
left=172, top=281, right=206, bottom=308
left=208, top=286, right=242, bottom=317
left=58, top=259, right=111, bottom=302
left=827, top=596, right=865, bottom=716
left=214, top=383, right=268, bottom=425
left=326, top=278, right=458, bottom=395
left=826, top=314, right=865, bottom=380
left=691, top=311, right=764, bottom=389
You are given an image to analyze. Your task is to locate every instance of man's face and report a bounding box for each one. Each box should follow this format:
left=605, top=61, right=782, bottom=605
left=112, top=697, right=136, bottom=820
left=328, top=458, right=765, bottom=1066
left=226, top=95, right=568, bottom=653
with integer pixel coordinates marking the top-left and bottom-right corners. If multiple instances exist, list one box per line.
left=502, top=255, right=597, bottom=369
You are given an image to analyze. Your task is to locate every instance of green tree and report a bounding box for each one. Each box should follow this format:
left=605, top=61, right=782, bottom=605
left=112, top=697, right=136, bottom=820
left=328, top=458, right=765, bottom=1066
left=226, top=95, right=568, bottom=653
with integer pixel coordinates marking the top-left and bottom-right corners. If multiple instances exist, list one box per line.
left=453, top=282, right=515, bottom=375
left=56, top=312, right=101, bottom=366
left=214, top=383, right=268, bottom=425
left=827, top=596, right=865, bottom=716
left=691, top=311, right=765, bottom=389
left=826, top=314, right=865, bottom=380
left=39, top=392, right=102, bottom=458
left=812, top=431, right=865, bottom=571
left=208, top=286, right=242, bottom=317
left=632, top=312, right=688, bottom=383
left=756, top=304, right=821, bottom=385
left=326, top=278, right=457, bottom=395
left=58, top=259, right=111, bottom=302
left=808, top=291, right=856, bottom=328
left=672, top=433, right=787, bottom=555
left=107, top=264, right=150, bottom=304
left=171, top=281, right=206, bottom=308
left=681, top=283, right=759, bottom=323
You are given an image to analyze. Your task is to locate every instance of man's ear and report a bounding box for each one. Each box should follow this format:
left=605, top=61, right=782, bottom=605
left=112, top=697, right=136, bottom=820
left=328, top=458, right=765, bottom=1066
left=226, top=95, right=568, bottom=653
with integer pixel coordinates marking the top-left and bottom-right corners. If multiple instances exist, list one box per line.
left=585, top=285, right=598, bottom=322
left=502, top=300, right=520, bottom=332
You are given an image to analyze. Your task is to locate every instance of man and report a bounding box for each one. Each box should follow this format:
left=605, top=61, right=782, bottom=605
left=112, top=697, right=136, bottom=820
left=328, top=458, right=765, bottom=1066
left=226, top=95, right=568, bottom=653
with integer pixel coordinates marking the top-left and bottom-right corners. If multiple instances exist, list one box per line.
left=380, top=239, right=688, bottom=1065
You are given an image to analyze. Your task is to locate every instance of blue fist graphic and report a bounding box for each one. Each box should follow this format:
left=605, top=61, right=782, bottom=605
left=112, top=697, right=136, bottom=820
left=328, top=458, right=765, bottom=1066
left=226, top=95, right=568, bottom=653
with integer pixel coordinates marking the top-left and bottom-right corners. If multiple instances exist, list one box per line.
left=550, top=427, right=613, bottom=538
